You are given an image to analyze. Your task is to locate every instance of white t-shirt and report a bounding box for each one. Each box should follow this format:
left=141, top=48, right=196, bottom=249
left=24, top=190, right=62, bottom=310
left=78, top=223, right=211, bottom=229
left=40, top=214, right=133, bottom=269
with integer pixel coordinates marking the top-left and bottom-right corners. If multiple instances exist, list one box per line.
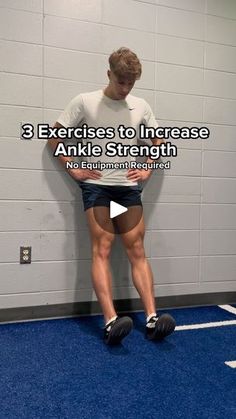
left=57, top=89, right=158, bottom=186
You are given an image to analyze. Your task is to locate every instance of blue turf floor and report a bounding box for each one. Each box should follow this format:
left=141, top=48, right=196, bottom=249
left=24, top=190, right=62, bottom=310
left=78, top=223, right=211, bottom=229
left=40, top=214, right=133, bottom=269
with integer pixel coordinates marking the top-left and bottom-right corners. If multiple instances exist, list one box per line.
left=0, top=305, right=235, bottom=419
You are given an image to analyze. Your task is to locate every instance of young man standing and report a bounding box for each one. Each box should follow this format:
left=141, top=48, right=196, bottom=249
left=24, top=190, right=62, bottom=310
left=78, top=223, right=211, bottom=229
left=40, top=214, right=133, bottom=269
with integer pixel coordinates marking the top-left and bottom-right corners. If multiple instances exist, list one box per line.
left=48, top=47, right=176, bottom=345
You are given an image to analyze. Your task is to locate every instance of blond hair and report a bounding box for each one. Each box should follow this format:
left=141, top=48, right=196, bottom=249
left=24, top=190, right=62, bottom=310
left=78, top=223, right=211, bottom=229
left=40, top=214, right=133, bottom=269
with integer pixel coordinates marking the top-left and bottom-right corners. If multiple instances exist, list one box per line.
left=108, top=47, right=142, bottom=81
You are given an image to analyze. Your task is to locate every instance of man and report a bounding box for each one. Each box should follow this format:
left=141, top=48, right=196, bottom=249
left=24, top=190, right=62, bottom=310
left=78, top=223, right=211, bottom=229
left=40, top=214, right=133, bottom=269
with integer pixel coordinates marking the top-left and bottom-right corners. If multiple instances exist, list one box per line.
left=48, top=47, right=176, bottom=345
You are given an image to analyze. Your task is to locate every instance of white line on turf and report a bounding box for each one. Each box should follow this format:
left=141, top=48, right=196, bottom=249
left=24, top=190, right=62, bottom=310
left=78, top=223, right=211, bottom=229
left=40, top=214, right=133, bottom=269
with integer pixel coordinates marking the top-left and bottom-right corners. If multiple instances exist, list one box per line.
left=176, top=320, right=236, bottom=331
left=225, top=361, right=236, bottom=368
left=218, top=305, right=236, bottom=315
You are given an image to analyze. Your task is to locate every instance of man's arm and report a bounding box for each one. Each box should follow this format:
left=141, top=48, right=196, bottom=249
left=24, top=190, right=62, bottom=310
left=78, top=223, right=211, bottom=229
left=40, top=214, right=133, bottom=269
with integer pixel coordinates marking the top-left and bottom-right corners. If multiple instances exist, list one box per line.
left=47, top=122, right=74, bottom=171
left=47, top=122, right=102, bottom=182
left=145, top=136, right=165, bottom=167
left=146, top=137, right=165, bottom=163
left=126, top=136, right=165, bottom=182
left=141, top=136, right=166, bottom=178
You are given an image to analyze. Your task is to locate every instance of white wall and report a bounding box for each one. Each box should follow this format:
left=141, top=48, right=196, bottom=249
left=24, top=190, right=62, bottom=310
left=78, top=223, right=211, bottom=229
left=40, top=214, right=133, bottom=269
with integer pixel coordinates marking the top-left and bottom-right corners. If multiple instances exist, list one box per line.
left=0, top=0, right=236, bottom=310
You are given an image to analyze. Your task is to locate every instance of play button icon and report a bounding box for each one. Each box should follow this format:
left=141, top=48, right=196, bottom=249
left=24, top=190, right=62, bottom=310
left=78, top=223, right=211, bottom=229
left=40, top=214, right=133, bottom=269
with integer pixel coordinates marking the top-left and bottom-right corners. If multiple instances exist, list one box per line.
left=93, top=200, right=143, bottom=234
left=110, top=201, right=128, bottom=219
left=91, top=185, right=143, bottom=234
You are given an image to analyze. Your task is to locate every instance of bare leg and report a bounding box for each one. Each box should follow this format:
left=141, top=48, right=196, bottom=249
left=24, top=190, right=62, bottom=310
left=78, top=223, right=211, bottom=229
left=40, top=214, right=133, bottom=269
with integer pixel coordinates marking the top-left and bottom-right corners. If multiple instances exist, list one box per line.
left=85, top=208, right=117, bottom=324
left=120, top=215, right=156, bottom=317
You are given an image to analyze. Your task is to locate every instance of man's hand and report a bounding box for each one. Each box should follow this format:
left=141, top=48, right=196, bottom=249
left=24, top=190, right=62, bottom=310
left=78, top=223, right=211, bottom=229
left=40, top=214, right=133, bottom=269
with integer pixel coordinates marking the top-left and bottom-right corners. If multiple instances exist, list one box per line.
left=126, top=168, right=151, bottom=182
left=68, top=168, right=102, bottom=182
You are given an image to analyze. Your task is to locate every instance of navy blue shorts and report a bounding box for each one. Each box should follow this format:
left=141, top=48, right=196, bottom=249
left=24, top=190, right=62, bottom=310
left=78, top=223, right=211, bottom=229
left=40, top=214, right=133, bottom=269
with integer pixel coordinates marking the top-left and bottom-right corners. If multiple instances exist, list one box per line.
left=78, top=181, right=143, bottom=211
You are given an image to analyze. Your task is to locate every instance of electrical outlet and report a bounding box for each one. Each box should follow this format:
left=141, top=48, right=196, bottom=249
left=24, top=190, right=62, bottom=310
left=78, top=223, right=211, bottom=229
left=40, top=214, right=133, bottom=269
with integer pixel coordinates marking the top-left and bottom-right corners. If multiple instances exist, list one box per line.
left=20, top=246, right=32, bottom=264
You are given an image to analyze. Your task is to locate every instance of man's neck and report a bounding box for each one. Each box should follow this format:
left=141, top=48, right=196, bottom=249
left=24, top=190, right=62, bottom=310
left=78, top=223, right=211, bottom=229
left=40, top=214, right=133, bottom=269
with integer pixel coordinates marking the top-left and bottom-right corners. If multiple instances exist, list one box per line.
left=103, top=86, right=119, bottom=100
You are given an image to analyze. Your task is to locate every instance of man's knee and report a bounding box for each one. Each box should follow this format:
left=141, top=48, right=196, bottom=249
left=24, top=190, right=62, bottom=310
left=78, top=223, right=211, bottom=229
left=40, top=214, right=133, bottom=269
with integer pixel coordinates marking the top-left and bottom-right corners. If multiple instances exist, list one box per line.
left=126, top=237, right=145, bottom=262
left=92, top=235, right=115, bottom=260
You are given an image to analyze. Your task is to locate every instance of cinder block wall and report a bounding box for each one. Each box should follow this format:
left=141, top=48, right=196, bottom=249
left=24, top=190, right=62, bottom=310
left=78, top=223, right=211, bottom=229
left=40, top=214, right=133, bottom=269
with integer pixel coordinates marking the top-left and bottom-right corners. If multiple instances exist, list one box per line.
left=0, top=0, right=235, bottom=310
